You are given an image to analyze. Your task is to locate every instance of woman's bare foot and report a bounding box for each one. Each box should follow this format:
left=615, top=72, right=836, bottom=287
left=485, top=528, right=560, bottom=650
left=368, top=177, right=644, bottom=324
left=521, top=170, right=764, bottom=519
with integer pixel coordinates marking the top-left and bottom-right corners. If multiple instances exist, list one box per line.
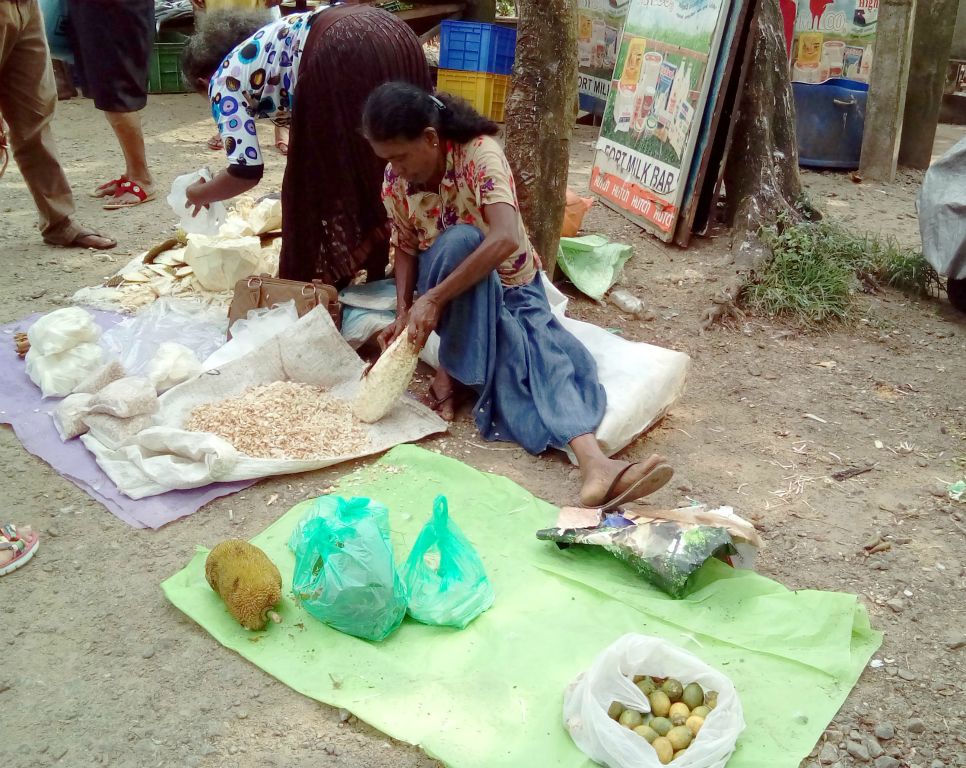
left=578, top=454, right=672, bottom=508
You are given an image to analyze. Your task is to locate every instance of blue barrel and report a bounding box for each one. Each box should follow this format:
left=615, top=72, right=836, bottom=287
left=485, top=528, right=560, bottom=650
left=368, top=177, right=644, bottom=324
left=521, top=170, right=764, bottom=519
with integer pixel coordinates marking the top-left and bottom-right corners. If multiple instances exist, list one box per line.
left=793, top=79, right=868, bottom=170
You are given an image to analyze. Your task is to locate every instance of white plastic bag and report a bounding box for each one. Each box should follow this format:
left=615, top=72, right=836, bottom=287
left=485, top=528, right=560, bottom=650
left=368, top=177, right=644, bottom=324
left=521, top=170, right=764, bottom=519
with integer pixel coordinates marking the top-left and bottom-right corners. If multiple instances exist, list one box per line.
left=27, top=307, right=100, bottom=356
left=183, top=232, right=263, bottom=291
left=100, top=298, right=228, bottom=376
left=167, top=168, right=227, bottom=236
left=341, top=306, right=394, bottom=349
left=26, top=342, right=106, bottom=398
left=52, top=393, right=94, bottom=440
left=202, top=300, right=299, bottom=371
left=73, top=360, right=126, bottom=395
left=564, top=634, right=744, bottom=768
left=147, top=342, right=203, bottom=392
left=87, top=377, right=159, bottom=418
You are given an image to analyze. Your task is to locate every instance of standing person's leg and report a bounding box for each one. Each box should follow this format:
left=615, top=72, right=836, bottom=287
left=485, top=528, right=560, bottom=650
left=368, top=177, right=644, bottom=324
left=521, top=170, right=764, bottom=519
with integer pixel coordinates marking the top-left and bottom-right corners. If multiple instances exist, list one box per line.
left=0, top=0, right=114, bottom=248
left=68, top=0, right=155, bottom=206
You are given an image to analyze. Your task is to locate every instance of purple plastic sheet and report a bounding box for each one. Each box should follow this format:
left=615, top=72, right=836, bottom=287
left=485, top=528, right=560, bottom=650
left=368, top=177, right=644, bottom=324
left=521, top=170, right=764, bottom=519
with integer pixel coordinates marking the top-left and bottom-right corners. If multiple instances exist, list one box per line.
left=0, top=311, right=255, bottom=529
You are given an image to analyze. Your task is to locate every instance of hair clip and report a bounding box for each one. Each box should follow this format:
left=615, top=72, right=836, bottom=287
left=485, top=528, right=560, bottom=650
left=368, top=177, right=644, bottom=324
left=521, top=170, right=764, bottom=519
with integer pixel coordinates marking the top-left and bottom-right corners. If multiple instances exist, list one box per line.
left=428, top=94, right=446, bottom=111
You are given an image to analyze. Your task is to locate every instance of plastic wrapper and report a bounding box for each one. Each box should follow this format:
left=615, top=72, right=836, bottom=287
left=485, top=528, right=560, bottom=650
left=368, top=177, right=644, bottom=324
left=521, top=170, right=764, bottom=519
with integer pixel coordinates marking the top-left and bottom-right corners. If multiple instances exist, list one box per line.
left=147, top=342, right=202, bottom=392
left=100, top=298, right=227, bottom=376
left=288, top=496, right=408, bottom=642
left=562, top=188, right=594, bottom=237
left=27, top=307, right=100, bottom=356
left=557, top=235, right=634, bottom=302
left=167, top=168, right=226, bottom=236
left=402, top=496, right=494, bottom=629
left=564, top=634, right=744, bottom=768
left=25, top=342, right=105, bottom=398
left=537, top=508, right=736, bottom=598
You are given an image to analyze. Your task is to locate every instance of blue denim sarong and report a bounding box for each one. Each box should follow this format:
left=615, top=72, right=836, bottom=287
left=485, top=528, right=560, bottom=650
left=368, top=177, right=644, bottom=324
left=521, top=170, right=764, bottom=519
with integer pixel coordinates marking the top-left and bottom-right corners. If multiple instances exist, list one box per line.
left=417, top=225, right=606, bottom=455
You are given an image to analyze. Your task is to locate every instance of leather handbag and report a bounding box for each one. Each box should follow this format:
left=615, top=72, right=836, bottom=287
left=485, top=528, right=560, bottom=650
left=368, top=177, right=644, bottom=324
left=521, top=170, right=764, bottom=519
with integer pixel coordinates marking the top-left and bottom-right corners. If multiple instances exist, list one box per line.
left=227, top=275, right=341, bottom=338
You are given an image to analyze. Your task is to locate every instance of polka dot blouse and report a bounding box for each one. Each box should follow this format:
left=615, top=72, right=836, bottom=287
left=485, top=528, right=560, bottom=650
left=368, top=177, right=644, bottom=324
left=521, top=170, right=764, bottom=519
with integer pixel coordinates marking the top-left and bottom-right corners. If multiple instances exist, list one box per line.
left=208, top=10, right=321, bottom=176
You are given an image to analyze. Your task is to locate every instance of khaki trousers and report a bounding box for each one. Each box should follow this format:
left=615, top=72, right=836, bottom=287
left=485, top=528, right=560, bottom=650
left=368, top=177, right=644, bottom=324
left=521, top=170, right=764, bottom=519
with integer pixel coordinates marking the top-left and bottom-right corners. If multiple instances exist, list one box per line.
left=0, top=0, right=77, bottom=241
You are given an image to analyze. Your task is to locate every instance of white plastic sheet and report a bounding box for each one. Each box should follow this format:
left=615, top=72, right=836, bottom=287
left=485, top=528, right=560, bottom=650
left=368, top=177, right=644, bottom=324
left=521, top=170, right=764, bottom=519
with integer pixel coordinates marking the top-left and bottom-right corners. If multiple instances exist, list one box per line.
left=82, top=308, right=447, bottom=498
left=202, top=301, right=299, bottom=371
left=100, top=298, right=227, bottom=376
left=564, top=634, right=744, bottom=768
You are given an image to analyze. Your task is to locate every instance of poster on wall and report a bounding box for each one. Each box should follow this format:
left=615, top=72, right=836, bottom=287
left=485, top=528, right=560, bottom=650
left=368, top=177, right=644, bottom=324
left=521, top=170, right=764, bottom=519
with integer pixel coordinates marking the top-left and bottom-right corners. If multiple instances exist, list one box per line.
left=790, top=0, right=878, bottom=84
left=590, top=0, right=733, bottom=242
left=578, top=0, right=632, bottom=114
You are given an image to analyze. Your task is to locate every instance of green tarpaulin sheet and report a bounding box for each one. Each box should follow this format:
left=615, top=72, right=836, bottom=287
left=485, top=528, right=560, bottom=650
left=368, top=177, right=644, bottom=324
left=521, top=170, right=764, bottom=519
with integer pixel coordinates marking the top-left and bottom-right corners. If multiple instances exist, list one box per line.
left=162, top=445, right=881, bottom=768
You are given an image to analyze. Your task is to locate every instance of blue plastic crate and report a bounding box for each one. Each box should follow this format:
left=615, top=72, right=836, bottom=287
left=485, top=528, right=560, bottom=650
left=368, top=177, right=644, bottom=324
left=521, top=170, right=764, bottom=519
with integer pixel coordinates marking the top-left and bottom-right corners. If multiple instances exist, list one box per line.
left=439, top=20, right=516, bottom=75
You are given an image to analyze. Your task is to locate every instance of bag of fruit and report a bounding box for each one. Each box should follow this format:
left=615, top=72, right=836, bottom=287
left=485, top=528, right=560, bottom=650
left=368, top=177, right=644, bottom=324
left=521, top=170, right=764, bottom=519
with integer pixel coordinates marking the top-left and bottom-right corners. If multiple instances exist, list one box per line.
left=564, top=634, right=744, bottom=767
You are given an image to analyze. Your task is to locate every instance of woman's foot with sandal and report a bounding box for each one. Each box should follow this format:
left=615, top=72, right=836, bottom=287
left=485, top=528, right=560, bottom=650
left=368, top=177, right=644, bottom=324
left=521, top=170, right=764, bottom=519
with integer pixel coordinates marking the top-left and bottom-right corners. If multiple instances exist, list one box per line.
left=420, top=368, right=470, bottom=422
left=207, top=134, right=224, bottom=151
left=0, top=523, right=39, bottom=576
left=579, top=453, right=673, bottom=509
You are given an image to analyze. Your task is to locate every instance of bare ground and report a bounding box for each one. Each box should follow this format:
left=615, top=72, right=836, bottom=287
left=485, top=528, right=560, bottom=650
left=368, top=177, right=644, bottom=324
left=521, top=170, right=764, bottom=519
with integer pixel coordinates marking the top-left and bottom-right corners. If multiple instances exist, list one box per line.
left=1, top=96, right=964, bottom=768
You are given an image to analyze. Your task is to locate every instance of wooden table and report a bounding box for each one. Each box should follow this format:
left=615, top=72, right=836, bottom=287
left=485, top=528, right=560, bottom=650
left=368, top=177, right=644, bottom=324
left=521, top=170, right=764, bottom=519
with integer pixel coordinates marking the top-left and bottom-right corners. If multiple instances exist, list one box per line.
left=281, top=0, right=465, bottom=31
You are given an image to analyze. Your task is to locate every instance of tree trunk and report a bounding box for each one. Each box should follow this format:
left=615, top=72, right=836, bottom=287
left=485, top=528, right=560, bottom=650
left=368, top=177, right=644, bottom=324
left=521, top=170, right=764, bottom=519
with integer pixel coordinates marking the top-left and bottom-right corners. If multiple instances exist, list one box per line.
left=503, top=0, right=577, bottom=276
left=700, top=0, right=805, bottom=329
left=464, top=0, right=497, bottom=22
left=898, top=0, right=959, bottom=169
left=722, top=0, right=803, bottom=268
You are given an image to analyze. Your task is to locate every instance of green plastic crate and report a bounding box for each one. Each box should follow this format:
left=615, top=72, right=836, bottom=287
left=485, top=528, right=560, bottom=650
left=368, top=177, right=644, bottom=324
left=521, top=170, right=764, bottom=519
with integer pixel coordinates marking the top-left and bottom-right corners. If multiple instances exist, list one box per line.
left=148, top=30, right=192, bottom=94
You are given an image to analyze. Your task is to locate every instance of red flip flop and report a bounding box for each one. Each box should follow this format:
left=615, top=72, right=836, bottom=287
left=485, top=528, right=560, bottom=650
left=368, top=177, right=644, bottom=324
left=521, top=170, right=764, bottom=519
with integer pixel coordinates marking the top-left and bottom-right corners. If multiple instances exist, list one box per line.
left=90, top=175, right=128, bottom=198
left=103, top=180, right=156, bottom=210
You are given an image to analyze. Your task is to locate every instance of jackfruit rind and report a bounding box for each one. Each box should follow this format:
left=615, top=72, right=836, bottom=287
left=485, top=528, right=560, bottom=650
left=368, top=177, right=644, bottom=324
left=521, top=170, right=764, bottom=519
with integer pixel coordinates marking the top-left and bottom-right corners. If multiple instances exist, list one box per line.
left=205, top=540, right=282, bottom=631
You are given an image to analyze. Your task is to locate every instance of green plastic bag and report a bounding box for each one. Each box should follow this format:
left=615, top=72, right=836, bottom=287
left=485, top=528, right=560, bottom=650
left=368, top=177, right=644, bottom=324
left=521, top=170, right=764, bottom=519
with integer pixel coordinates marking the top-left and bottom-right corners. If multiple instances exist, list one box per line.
left=402, top=496, right=495, bottom=629
left=288, top=497, right=408, bottom=642
left=556, top=235, right=633, bottom=302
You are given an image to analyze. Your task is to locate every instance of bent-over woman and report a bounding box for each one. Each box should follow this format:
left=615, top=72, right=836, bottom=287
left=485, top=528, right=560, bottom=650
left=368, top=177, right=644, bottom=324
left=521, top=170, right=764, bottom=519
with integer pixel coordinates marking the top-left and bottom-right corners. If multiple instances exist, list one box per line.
left=180, top=5, right=432, bottom=286
left=362, top=82, right=674, bottom=508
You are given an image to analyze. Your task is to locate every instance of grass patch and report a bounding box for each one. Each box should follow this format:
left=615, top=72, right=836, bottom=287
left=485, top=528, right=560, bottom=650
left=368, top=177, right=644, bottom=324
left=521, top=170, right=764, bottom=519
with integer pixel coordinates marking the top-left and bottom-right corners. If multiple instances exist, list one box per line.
left=740, top=215, right=943, bottom=328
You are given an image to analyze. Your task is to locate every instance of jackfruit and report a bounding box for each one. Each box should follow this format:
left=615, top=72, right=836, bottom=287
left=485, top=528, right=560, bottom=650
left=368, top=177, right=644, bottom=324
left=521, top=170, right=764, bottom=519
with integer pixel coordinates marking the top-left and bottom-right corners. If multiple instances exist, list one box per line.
left=205, top=540, right=282, bottom=630
left=352, top=333, right=420, bottom=423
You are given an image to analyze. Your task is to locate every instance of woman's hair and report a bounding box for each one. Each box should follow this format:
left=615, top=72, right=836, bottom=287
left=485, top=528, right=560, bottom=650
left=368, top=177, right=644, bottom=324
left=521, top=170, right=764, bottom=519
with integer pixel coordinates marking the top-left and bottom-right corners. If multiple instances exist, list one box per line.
left=181, top=9, right=272, bottom=84
left=362, top=82, right=499, bottom=144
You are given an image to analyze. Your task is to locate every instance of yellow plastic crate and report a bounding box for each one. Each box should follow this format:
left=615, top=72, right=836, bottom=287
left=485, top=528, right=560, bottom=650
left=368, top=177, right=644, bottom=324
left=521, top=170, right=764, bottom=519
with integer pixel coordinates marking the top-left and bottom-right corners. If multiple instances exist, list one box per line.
left=437, top=70, right=511, bottom=123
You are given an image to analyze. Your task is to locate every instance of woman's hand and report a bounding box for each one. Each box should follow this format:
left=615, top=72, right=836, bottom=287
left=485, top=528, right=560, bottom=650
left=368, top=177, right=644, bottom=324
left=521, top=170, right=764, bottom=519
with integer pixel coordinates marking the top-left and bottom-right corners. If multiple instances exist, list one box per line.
left=185, top=177, right=210, bottom=217
left=407, top=293, right=442, bottom=350
left=378, top=309, right=410, bottom=351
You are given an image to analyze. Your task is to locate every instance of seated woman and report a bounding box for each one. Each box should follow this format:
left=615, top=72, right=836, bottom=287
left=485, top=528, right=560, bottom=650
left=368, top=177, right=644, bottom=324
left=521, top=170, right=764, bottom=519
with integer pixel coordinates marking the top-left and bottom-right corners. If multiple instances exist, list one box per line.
left=180, top=6, right=432, bottom=287
left=362, top=83, right=673, bottom=508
